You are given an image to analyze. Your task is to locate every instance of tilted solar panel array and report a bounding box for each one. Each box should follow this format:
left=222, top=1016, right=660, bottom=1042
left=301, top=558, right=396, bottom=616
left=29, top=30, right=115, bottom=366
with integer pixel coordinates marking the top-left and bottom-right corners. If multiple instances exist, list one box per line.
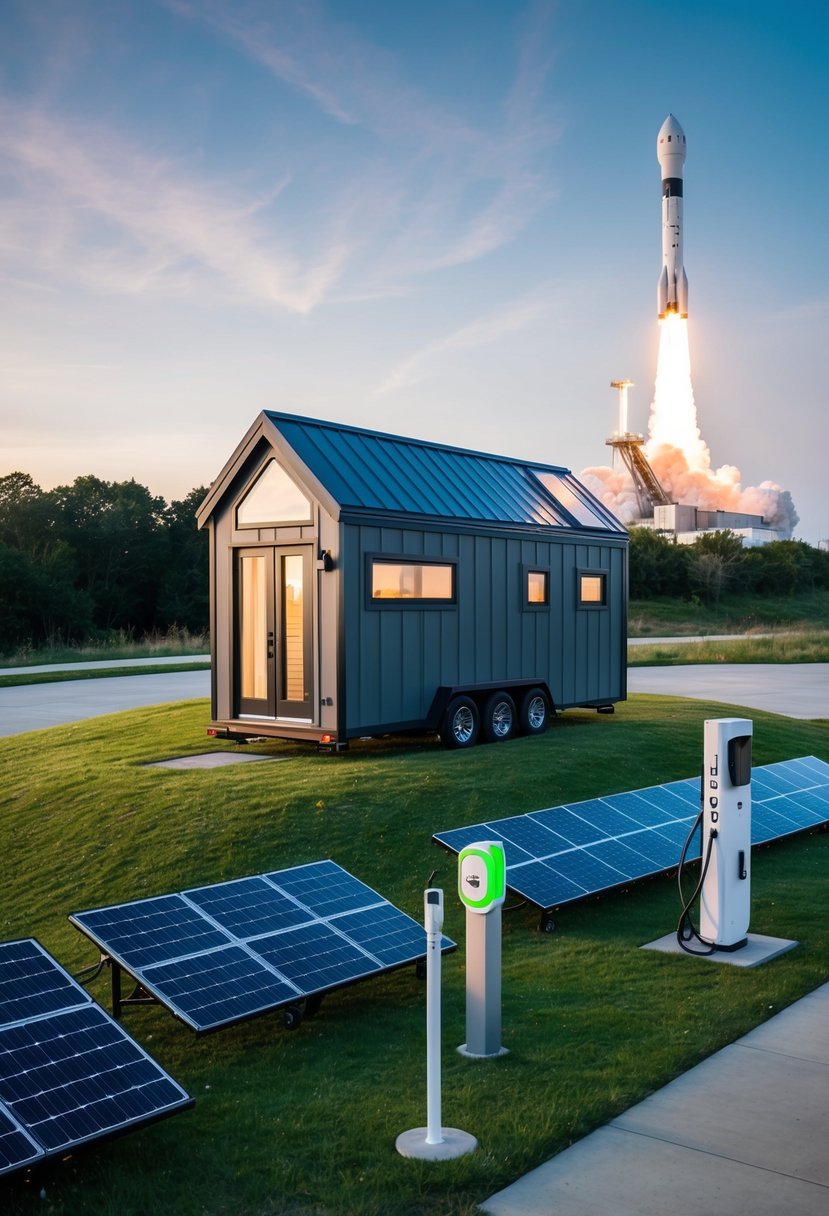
left=70, top=860, right=453, bottom=1033
left=0, top=939, right=191, bottom=1180
left=433, top=756, right=829, bottom=913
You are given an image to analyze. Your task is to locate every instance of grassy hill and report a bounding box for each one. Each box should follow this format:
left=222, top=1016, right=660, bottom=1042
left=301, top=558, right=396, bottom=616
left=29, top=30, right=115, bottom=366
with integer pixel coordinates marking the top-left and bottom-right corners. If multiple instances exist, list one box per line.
left=2, top=697, right=828, bottom=1215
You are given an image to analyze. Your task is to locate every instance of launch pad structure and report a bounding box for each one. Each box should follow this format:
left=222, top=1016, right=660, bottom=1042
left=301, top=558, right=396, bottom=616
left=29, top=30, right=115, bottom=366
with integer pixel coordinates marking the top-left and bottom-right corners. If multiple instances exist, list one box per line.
left=606, top=379, right=672, bottom=519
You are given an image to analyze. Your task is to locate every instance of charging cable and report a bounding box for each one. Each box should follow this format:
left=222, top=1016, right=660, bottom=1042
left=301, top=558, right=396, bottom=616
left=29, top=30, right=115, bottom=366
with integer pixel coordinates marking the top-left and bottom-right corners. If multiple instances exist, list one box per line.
left=676, top=809, right=718, bottom=955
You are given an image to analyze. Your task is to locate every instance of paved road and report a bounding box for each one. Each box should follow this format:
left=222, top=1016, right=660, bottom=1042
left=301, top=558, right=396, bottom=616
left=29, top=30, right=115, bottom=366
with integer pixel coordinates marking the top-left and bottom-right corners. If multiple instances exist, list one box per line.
left=0, top=671, right=211, bottom=737
left=1, top=663, right=827, bottom=738
left=628, top=663, right=828, bottom=720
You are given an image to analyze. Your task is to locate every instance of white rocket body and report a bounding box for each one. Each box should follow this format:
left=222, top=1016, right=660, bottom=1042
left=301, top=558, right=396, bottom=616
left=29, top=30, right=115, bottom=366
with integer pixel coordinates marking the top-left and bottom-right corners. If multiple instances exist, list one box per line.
left=657, top=114, right=689, bottom=318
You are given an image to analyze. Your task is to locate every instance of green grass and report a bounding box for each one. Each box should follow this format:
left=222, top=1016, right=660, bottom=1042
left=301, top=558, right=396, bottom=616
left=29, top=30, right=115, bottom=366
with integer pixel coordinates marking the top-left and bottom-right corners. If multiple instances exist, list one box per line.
left=1, top=697, right=828, bottom=1215
left=0, top=662, right=211, bottom=688
left=629, top=626, right=829, bottom=666
left=629, top=589, right=829, bottom=636
left=0, top=627, right=209, bottom=668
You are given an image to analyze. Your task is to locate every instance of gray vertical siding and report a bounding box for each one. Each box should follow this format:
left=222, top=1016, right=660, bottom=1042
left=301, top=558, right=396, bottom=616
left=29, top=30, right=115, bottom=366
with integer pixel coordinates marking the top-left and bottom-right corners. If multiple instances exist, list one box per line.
left=343, top=522, right=626, bottom=732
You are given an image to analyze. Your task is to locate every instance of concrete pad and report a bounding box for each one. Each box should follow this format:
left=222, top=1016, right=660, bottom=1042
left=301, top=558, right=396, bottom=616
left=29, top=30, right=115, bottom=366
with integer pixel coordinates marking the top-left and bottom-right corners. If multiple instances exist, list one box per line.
left=146, top=751, right=283, bottom=769
left=613, top=1042, right=829, bottom=1184
left=642, top=930, right=799, bottom=967
left=481, top=1123, right=829, bottom=1216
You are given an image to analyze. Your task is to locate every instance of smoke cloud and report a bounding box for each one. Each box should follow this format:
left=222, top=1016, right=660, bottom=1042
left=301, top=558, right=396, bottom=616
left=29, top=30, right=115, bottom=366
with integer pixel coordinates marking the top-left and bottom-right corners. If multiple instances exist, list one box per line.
left=581, top=317, right=799, bottom=537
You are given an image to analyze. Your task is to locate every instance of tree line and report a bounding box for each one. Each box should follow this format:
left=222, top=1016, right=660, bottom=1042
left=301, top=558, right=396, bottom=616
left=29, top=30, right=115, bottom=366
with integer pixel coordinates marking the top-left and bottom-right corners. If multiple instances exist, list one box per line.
left=0, top=471, right=208, bottom=653
left=628, top=527, right=829, bottom=603
left=2, top=469, right=827, bottom=654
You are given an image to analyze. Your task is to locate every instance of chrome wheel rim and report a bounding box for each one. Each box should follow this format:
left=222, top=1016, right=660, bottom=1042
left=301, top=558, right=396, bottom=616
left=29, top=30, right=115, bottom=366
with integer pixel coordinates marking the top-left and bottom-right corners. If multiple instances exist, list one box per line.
left=452, top=706, right=475, bottom=744
left=527, top=696, right=546, bottom=730
left=491, top=701, right=513, bottom=737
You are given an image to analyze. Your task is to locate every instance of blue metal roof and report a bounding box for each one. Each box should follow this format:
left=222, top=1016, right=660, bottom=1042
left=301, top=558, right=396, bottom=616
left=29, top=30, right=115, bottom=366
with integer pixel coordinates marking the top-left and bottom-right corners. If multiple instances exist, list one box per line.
left=266, top=412, right=625, bottom=534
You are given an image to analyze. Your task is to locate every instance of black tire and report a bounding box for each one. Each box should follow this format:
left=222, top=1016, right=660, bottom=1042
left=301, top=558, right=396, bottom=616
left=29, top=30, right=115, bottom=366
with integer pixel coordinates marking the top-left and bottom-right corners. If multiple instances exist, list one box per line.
left=440, top=695, right=480, bottom=750
left=481, top=691, right=517, bottom=743
left=283, top=1005, right=304, bottom=1030
left=519, top=687, right=550, bottom=735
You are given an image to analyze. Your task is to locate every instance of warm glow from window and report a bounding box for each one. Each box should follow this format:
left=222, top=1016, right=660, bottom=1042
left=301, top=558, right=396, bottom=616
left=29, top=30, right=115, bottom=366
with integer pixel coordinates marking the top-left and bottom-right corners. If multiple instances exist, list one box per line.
left=580, top=574, right=605, bottom=604
left=372, top=561, right=453, bottom=600
left=527, top=570, right=548, bottom=604
left=237, top=460, right=310, bottom=526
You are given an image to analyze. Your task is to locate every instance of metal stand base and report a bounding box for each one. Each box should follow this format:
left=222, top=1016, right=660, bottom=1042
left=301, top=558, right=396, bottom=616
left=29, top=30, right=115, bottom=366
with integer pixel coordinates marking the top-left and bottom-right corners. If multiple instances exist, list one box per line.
left=396, top=1127, right=478, bottom=1160
left=457, top=1043, right=509, bottom=1060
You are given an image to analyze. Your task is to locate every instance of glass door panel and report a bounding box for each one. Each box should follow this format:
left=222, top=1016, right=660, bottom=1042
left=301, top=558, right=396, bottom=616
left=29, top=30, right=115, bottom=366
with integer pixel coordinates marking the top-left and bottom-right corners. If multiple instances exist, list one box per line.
left=277, top=549, right=313, bottom=719
left=236, top=546, right=313, bottom=721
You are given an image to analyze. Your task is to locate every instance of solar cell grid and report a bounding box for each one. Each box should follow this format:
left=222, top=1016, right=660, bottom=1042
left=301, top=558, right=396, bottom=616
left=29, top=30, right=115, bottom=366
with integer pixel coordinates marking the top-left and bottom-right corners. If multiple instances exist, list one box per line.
left=141, top=945, right=300, bottom=1031
left=252, top=922, right=380, bottom=993
left=0, top=939, right=191, bottom=1180
left=71, top=861, right=451, bottom=1034
left=332, top=904, right=428, bottom=967
left=0, top=939, right=88, bottom=1026
left=433, top=755, right=829, bottom=913
left=266, top=860, right=383, bottom=918
left=76, top=895, right=231, bottom=969
left=184, top=876, right=311, bottom=938
left=0, top=1106, right=41, bottom=1175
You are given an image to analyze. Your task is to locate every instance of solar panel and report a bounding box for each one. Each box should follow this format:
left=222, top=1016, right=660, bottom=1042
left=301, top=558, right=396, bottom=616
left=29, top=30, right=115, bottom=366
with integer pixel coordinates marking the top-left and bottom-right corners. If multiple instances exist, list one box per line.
left=433, top=756, right=829, bottom=914
left=0, top=939, right=191, bottom=1180
left=71, top=861, right=454, bottom=1033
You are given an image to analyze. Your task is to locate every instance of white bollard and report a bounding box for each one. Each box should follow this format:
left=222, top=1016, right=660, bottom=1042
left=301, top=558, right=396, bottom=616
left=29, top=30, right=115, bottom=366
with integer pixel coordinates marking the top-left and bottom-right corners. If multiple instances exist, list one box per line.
left=396, top=889, right=478, bottom=1161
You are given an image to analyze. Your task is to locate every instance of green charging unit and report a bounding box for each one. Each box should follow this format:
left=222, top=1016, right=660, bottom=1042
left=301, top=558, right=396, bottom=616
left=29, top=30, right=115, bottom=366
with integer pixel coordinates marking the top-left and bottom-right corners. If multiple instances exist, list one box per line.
left=457, top=841, right=508, bottom=1059
left=458, top=841, right=506, bottom=914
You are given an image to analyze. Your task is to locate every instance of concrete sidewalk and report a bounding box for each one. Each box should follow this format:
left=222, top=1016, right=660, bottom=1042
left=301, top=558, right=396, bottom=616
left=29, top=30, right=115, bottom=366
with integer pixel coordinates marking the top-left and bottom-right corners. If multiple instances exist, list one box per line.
left=482, top=981, right=829, bottom=1216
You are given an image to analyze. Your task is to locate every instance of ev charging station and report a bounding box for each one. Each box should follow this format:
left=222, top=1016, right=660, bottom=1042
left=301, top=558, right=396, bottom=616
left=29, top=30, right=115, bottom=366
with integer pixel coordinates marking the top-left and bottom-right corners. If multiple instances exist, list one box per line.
left=700, top=717, right=752, bottom=950
left=457, top=841, right=508, bottom=1059
left=646, top=716, right=798, bottom=967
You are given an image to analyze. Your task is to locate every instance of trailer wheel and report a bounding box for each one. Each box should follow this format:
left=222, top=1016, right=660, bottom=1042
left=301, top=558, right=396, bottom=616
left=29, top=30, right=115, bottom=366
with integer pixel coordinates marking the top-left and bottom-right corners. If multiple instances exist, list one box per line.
left=519, top=687, right=550, bottom=735
left=440, top=696, right=480, bottom=749
left=481, top=691, right=516, bottom=743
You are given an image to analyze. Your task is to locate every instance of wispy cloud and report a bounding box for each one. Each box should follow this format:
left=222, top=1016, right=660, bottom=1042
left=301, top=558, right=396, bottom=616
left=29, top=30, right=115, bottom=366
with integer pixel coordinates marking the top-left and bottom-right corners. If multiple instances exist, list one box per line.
left=0, top=1, right=561, bottom=315
left=372, top=289, right=556, bottom=397
left=0, top=99, right=348, bottom=312
left=167, top=0, right=562, bottom=285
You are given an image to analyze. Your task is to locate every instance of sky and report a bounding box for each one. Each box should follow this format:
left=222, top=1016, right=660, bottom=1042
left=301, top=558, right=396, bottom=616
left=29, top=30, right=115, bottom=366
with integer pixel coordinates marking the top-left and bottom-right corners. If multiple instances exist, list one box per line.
left=2, top=0, right=827, bottom=543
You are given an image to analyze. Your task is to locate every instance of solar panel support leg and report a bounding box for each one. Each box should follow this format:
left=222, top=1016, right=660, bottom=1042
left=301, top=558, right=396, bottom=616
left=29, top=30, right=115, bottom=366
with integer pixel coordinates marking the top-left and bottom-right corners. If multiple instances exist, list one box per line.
left=111, top=961, right=122, bottom=1020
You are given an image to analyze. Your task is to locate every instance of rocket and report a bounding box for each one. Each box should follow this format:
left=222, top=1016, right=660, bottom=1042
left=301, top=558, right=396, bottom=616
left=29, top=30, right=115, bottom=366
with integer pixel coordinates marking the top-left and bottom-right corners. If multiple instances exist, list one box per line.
left=657, top=114, right=688, bottom=318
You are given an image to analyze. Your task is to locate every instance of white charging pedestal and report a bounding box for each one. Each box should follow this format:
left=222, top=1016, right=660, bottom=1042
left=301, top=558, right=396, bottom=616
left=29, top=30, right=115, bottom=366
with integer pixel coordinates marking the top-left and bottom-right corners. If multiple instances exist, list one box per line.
left=701, top=717, right=752, bottom=951
left=396, top=889, right=478, bottom=1161
left=456, top=841, right=508, bottom=1059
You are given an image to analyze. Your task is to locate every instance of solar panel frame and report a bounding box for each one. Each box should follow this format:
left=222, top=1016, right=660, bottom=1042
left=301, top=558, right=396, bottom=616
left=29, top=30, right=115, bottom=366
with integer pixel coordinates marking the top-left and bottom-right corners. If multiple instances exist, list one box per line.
left=71, top=860, right=455, bottom=1034
left=0, top=939, right=192, bottom=1180
left=433, top=756, right=829, bottom=914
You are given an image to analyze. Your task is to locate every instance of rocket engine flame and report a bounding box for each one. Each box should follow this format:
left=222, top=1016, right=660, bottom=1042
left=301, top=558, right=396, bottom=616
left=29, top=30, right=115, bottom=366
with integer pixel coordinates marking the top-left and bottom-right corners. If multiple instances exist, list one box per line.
left=581, top=315, right=799, bottom=537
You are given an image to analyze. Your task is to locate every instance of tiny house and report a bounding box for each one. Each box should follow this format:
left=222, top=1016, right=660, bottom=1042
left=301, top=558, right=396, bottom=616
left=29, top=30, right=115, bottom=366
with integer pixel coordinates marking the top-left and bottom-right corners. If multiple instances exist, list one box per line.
left=197, top=412, right=628, bottom=749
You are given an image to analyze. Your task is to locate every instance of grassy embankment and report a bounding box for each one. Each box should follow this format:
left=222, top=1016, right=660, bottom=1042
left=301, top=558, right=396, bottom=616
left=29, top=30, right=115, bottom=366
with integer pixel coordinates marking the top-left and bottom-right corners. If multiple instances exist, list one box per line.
left=0, top=629, right=211, bottom=687
left=1, top=696, right=827, bottom=1216
left=629, top=590, right=829, bottom=666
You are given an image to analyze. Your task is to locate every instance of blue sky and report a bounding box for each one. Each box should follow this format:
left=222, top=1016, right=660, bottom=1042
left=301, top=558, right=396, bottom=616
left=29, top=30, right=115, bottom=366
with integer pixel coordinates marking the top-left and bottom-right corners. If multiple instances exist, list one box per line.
left=2, top=0, right=827, bottom=542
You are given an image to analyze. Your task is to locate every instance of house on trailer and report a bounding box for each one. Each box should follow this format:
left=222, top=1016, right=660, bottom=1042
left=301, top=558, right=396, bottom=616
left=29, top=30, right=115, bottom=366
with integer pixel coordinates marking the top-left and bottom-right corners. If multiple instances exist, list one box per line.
left=196, top=412, right=628, bottom=750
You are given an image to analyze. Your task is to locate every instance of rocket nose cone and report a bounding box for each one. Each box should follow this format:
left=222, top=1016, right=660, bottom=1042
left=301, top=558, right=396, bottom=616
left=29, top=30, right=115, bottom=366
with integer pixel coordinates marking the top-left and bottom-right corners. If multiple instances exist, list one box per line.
left=657, top=114, right=686, bottom=159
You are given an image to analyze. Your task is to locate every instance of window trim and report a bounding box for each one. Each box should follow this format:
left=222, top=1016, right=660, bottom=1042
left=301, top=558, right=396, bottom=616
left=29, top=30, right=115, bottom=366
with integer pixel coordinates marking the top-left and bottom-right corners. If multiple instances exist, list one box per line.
left=365, top=553, right=458, bottom=610
left=577, top=568, right=608, bottom=609
left=523, top=564, right=550, bottom=611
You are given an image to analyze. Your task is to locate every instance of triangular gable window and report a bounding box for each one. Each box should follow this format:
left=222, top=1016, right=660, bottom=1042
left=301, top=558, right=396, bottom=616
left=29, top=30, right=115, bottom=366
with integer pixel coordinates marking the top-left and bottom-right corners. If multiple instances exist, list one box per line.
left=236, top=460, right=311, bottom=527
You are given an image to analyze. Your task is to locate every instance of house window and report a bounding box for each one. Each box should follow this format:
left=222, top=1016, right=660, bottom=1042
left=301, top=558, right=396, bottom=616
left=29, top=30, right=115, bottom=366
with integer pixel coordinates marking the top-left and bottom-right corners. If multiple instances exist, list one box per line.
left=526, top=569, right=549, bottom=606
left=579, top=571, right=607, bottom=607
left=236, top=460, right=311, bottom=527
left=370, top=559, right=455, bottom=603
